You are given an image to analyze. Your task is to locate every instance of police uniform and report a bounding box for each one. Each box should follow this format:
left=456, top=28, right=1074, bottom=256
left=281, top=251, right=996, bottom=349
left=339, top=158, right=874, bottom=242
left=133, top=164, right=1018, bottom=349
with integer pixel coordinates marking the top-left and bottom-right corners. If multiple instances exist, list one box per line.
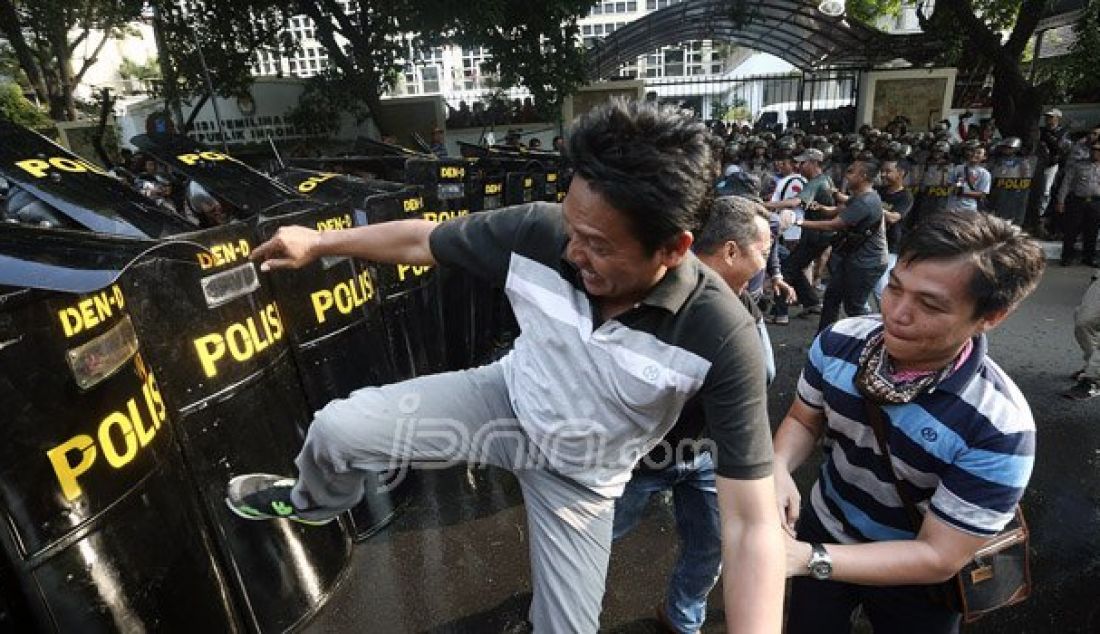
left=1057, top=150, right=1100, bottom=265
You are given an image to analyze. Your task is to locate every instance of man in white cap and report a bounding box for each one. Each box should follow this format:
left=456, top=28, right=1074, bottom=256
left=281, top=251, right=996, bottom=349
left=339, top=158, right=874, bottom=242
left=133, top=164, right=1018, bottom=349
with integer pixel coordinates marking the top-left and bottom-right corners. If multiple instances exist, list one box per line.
left=1038, top=108, right=1070, bottom=217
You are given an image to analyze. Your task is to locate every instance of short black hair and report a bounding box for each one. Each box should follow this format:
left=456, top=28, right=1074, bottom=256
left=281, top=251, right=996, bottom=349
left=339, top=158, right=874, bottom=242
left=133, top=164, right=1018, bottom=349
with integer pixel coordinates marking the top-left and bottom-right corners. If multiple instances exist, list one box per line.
left=565, top=99, right=716, bottom=254
left=853, top=159, right=880, bottom=181
left=694, top=196, right=769, bottom=256
left=898, top=211, right=1044, bottom=319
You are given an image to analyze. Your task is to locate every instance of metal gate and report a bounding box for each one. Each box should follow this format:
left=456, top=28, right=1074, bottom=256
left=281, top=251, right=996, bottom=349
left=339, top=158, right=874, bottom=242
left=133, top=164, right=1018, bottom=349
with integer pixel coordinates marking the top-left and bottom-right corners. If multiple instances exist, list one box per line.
left=642, top=70, right=861, bottom=132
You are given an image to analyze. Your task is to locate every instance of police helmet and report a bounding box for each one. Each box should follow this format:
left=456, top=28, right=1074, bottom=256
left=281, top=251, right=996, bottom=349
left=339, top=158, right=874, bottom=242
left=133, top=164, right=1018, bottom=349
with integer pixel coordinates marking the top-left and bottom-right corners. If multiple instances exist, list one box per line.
left=187, top=181, right=222, bottom=217
left=790, top=128, right=806, bottom=138
left=776, top=136, right=797, bottom=151
left=933, top=141, right=950, bottom=154
left=2, top=186, right=69, bottom=228
left=819, top=143, right=835, bottom=159
left=998, top=137, right=1022, bottom=150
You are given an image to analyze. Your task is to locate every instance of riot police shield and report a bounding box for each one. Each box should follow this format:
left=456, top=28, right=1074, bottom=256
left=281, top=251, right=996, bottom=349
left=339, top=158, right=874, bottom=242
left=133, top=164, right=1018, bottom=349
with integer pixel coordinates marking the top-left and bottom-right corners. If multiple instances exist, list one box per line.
left=989, top=156, right=1037, bottom=226
left=404, top=157, right=480, bottom=370
left=0, top=121, right=194, bottom=236
left=135, top=136, right=413, bottom=543
left=0, top=226, right=240, bottom=633
left=124, top=221, right=354, bottom=632
left=915, top=162, right=955, bottom=223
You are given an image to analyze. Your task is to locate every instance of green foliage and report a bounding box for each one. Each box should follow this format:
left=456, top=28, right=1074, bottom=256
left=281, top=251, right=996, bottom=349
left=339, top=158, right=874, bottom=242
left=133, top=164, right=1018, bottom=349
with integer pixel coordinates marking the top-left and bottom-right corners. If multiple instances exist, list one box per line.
left=118, top=56, right=160, bottom=82
left=1031, top=2, right=1100, bottom=103
left=153, top=0, right=286, bottom=100
left=282, top=0, right=591, bottom=129
left=286, top=70, right=373, bottom=135
left=0, top=82, right=50, bottom=126
left=845, top=0, right=903, bottom=26
left=0, top=0, right=146, bottom=120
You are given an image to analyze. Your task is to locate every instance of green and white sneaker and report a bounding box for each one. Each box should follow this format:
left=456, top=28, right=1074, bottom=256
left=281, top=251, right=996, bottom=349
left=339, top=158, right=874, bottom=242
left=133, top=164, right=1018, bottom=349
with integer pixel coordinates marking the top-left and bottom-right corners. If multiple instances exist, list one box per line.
left=225, top=473, right=336, bottom=526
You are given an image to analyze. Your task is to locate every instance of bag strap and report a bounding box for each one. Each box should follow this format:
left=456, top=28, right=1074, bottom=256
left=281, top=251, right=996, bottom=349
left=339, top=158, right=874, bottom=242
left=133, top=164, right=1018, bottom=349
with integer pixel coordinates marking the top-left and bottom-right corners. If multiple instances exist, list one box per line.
left=863, top=401, right=924, bottom=532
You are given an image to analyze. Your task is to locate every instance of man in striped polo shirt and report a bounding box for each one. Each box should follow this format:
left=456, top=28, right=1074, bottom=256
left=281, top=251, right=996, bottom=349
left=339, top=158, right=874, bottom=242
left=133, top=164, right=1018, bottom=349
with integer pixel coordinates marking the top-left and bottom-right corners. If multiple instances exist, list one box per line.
left=773, top=211, right=1044, bottom=633
left=225, top=100, right=784, bottom=633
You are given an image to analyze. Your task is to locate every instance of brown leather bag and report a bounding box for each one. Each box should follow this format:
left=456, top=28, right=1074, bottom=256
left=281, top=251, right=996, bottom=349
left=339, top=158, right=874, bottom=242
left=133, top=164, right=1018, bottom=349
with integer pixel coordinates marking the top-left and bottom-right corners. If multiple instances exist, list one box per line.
left=863, top=402, right=1032, bottom=623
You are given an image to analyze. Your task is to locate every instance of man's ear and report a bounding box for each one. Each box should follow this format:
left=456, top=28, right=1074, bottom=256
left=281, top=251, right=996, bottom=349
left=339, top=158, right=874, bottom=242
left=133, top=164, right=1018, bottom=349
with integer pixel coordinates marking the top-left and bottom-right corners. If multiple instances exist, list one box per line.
left=977, top=307, right=1011, bottom=333
left=659, top=230, right=694, bottom=268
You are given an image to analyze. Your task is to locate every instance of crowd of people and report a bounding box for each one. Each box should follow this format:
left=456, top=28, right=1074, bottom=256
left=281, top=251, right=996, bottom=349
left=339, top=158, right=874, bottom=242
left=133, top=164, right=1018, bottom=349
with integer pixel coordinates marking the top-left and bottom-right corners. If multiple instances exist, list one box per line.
left=224, top=98, right=1059, bottom=634
left=711, top=112, right=1100, bottom=403
left=446, top=96, right=544, bottom=129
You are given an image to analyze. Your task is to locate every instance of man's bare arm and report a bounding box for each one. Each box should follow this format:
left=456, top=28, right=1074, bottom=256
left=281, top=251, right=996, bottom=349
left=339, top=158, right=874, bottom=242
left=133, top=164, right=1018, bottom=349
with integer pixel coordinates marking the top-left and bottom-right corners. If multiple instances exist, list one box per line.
left=250, top=219, right=438, bottom=271
left=772, top=399, right=825, bottom=532
left=786, top=511, right=989, bottom=585
left=717, top=475, right=785, bottom=634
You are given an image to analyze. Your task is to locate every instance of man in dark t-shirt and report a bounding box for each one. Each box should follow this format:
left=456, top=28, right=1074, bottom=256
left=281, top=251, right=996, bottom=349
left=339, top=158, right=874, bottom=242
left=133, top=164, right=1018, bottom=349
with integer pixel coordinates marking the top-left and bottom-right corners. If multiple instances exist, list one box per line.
left=224, top=100, right=784, bottom=633
left=873, top=160, right=915, bottom=305
left=794, top=159, right=887, bottom=332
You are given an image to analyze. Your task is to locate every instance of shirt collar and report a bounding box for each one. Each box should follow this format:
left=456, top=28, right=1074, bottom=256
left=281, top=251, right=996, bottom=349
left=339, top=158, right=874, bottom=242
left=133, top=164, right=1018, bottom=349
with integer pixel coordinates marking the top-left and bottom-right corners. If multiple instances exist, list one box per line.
left=639, top=252, right=699, bottom=313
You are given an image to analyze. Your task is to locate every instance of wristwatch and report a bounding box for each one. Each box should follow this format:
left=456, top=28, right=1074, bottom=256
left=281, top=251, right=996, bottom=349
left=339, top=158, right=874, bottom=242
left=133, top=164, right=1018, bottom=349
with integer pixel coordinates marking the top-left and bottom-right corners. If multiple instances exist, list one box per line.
left=807, top=543, right=833, bottom=580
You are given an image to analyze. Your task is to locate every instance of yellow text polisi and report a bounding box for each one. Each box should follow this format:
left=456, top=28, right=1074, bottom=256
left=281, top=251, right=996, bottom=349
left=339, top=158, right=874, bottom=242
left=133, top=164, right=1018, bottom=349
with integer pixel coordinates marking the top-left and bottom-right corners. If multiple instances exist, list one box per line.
left=422, top=210, right=469, bottom=223
left=310, top=269, right=376, bottom=325
left=15, top=156, right=106, bottom=179
left=46, top=361, right=167, bottom=502
left=192, top=302, right=284, bottom=378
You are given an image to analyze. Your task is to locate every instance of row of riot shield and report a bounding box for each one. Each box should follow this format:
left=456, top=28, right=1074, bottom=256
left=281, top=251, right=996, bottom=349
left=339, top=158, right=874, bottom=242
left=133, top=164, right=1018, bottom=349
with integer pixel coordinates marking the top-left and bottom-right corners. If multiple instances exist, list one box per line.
left=822, top=158, right=1037, bottom=226
left=285, top=140, right=566, bottom=370
left=0, top=125, right=440, bottom=632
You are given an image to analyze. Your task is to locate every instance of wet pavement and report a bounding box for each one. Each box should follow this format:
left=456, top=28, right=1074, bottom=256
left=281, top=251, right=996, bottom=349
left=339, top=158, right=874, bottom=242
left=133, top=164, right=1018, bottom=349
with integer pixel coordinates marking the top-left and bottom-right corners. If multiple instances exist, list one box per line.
left=305, top=264, right=1100, bottom=633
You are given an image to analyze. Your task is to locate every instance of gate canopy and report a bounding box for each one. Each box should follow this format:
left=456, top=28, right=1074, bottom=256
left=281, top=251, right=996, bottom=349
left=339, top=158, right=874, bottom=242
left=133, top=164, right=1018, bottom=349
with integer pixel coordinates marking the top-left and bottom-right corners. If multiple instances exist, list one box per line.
left=586, top=0, right=944, bottom=79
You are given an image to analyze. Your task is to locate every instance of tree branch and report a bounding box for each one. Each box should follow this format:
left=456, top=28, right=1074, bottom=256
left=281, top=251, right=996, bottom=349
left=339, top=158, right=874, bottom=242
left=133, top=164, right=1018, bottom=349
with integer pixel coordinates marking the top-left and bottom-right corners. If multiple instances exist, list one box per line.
left=1005, top=0, right=1051, bottom=58
left=73, top=31, right=110, bottom=84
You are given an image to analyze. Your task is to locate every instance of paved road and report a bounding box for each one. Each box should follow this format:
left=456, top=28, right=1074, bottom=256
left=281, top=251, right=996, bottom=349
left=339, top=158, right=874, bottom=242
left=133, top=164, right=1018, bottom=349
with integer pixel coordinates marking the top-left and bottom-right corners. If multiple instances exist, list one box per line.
left=308, top=264, right=1099, bottom=633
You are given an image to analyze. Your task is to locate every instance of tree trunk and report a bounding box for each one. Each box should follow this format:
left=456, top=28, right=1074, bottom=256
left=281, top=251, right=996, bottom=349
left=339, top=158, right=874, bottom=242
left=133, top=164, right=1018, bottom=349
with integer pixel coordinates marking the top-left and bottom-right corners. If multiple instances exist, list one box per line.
left=47, top=15, right=76, bottom=120
left=991, top=65, right=1044, bottom=153
left=0, top=0, right=50, bottom=107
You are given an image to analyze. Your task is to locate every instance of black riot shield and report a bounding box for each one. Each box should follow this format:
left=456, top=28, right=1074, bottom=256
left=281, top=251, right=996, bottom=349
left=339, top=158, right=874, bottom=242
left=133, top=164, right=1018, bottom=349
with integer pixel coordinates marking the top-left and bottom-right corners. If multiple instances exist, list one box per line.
left=359, top=188, right=448, bottom=379
left=989, top=156, right=1036, bottom=225
left=404, top=157, right=480, bottom=371
left=134, top=134, right=414, bottom=541
left=255, top=200, right=412, bottom=540
left=0, top=120, right=194, bottom=237
left=0, top=226, right=240, bottom=633
left=122, top=221, right=353, bottom=632
left=917, top=163, right=955, bottom=221
left=272, top=166, right=446, bottom=378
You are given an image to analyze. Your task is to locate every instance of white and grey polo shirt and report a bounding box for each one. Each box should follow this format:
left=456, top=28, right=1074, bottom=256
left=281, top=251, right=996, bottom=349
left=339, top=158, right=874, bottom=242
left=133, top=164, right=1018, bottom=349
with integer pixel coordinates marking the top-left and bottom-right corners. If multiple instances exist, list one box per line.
left=430, top=202, right=773, bottom=496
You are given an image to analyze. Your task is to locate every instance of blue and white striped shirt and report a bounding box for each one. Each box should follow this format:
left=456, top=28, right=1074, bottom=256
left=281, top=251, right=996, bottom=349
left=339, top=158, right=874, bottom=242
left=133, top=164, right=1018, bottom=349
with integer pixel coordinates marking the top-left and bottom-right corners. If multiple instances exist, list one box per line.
left=798, top=317, right=1035, bottom=542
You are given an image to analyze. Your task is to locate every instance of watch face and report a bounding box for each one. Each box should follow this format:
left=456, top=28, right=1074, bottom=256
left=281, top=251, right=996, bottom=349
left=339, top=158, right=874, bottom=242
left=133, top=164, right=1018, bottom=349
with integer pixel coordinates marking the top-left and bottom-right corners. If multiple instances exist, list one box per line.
left=811, top=561, right=832, bottom=580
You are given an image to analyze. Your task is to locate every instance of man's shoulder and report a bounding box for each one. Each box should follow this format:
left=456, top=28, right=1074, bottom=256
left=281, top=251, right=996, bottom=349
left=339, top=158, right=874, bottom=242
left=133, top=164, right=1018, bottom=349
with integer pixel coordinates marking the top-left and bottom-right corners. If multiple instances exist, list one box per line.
left=816, top=317, right=880, bottom=363
left=959, top=356, right=1036, bottom=436
left=676, top=266, right=758, bottom=352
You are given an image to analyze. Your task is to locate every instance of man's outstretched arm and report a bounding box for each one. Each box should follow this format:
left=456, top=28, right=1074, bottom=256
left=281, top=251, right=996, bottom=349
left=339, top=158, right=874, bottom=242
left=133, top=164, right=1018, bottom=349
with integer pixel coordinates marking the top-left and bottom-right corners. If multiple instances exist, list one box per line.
left=250, top=219, right=438, bottom=271
left=717, top=474, right=785, bottom=634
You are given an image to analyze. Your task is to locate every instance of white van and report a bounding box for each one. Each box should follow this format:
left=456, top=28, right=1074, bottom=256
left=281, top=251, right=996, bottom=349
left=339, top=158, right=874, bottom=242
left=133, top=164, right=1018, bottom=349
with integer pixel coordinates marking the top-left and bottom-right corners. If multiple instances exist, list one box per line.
left=754, top=98, right=854, bottom=130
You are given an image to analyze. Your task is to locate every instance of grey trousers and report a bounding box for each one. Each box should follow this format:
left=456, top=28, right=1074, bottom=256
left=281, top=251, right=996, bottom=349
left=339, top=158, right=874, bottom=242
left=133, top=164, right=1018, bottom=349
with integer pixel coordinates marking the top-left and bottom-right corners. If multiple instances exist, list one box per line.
left=1076, top=274, right=1100, bottom=382
left=291, top=361, right=614, bottom=633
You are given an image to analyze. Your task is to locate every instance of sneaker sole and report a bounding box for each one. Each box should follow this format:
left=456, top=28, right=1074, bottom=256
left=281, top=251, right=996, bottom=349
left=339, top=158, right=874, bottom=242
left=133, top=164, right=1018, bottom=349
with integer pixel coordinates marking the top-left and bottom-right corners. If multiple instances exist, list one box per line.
left=225, top=474, right=336, bottom=526
left=223, top=496, right=336, bottom=526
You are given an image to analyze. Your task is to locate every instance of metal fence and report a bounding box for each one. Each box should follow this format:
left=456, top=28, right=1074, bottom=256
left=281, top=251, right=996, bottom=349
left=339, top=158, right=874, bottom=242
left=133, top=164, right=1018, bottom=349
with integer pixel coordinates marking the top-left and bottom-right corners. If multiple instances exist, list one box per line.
left=640, top=70, right=861, bottom=131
